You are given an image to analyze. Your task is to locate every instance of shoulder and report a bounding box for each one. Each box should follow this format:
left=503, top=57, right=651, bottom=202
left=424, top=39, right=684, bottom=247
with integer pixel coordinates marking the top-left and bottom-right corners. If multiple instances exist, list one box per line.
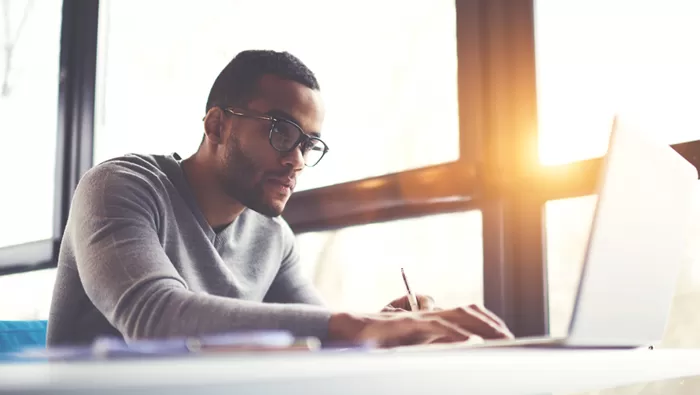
left=78, top=154, right=175, bottom=195
left=83, top=154, right=172, bottom=186
left=74, top=154, right=176, bottom=214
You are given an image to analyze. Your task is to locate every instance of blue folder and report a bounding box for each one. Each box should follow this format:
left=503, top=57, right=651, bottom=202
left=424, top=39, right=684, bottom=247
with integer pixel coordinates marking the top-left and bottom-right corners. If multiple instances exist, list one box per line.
left=0, top=320, right=47, bottom=353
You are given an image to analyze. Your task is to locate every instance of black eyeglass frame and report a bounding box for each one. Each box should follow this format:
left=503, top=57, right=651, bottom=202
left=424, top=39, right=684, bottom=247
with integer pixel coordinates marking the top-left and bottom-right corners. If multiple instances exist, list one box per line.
left=221, top=107, right=329, bottom=167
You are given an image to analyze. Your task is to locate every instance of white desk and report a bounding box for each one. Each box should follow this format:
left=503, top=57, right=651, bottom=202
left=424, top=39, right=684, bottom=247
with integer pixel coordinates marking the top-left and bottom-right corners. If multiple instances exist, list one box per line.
left=1, top=348, right=699, bottom=394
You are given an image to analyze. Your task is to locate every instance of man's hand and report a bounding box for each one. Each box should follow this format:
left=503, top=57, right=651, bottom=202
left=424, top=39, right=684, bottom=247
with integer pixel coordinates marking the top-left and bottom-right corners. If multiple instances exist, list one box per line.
left=421, top=304, right=514, bottom=339
left=381, top=294, right=437, bottom=312
left=328, top=304, right=514, bottom=348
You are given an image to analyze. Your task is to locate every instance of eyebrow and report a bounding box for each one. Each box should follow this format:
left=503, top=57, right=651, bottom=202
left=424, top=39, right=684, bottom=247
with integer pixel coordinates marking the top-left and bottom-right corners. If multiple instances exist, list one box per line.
left=267, top=109, right=321, bottom=138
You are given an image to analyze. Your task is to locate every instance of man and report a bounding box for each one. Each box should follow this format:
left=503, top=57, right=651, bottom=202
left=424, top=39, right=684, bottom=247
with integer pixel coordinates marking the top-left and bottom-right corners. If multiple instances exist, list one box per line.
left=47, top=50, right=513, bottom=348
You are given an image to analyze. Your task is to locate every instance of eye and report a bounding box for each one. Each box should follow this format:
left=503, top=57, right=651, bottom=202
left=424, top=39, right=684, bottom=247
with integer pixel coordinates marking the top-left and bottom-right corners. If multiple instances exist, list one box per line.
left=303, top=139, right=325, bottom=152
left=269, top=121, right=302, bottom=151
left=272, top=123, right=296, bottom=142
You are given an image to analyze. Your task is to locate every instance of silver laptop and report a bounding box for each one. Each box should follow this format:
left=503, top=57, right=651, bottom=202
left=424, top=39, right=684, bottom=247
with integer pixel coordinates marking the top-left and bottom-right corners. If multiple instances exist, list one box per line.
left=398, top=116, right=698, bottom=351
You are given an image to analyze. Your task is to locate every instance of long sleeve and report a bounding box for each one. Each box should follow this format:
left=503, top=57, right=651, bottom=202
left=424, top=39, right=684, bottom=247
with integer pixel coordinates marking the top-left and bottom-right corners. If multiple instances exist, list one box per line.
left=68, top=164, right=331, bottom=341
left=264, top=231, right=327, bottom=306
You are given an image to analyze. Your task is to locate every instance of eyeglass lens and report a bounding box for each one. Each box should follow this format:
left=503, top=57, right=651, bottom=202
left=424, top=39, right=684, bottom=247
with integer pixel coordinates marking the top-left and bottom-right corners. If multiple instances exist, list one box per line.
left=270, top=121, right=326, bottom=166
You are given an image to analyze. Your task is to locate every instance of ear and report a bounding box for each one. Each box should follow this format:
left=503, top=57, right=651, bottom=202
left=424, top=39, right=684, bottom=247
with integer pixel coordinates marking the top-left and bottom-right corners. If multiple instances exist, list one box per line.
left=202, top=107, right=226, bottom=145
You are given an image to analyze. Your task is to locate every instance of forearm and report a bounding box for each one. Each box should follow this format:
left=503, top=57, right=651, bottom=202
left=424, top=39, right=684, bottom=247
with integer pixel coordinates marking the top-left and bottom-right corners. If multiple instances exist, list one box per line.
left=111, top=279, right=332, bottom=341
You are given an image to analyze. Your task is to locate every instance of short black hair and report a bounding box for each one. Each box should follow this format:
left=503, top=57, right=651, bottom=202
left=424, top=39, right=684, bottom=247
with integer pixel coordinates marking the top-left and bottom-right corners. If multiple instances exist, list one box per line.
left=205, top=50, right=320, bottom=114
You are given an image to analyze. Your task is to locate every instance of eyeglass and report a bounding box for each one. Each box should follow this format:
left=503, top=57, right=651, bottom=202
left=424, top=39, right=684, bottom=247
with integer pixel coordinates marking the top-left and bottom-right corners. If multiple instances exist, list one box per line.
left=222, top=108, right=329, bottom=167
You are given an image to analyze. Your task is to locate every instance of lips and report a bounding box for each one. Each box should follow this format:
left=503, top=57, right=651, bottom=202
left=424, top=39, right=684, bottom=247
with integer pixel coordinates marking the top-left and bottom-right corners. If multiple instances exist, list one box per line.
left=267, top=177, right=295, bottom=192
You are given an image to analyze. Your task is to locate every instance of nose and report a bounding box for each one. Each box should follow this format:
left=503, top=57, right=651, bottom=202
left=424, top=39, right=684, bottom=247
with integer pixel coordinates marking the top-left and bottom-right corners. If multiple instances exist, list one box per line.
left=280, top=144, right=305, bottom=170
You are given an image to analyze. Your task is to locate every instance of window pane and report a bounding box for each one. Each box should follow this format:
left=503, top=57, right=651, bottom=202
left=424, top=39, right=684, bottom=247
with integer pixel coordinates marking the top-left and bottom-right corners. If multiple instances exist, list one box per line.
left=93, top=0, right=459, bottom=191
left=0, top=268, right=56, bottom=320
left=296, top=211, right=483, bottom=312
left=546, top=187, right=700, bottom=347
left=0, top=0, right=62, bottom=248
left=535, top=0, right=700, bottom=165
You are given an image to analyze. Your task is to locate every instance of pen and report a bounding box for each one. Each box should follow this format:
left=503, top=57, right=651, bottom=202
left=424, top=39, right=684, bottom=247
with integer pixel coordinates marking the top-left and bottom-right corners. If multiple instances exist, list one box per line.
left=401, top=267, right=420, bottom=311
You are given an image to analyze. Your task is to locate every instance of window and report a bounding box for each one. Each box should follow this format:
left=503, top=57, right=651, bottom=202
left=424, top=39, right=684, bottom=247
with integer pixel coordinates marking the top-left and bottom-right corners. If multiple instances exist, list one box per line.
left=535, top=0, right=700, bottom=165
left=545, top=186, right=700, bottom=347
left=0, top=268, right=56, bottom=319
left=92, top=0, right=459, bottom=191
left=296, top=211, right=483, bottom=312
left=0, top=0, right=63, bottom=248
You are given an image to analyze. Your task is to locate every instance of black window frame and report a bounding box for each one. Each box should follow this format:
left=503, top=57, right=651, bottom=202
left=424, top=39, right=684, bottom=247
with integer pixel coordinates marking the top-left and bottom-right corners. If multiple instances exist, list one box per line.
left=0, top=0, right=98, bottom=276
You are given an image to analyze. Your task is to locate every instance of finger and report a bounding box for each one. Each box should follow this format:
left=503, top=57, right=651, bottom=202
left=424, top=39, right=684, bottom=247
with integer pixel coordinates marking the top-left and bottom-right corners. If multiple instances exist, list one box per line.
left=461, top=306, right=512, bottom=339
left=386, top=296, right=409, bottom=311
left=469, top=304, right=507, bottom=327
left=381, top=305, right=407, bottom=313
left=457, top=306, right=511, bottom=339
left=415, top=295, right=436, bottom=311
left=430, top=333, right=484, bottom=345
left=420, top=317, right=473, bottom=343
left=468, top=304, right=514, bottom=337
left=379, top=316, right=471, bottom=347
left=435, top=306, right=512, bottom=340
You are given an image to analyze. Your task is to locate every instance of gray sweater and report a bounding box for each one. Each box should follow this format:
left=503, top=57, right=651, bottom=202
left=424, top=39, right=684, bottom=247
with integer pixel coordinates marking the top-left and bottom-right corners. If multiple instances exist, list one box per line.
left=47, top=153, right=331, bottom=346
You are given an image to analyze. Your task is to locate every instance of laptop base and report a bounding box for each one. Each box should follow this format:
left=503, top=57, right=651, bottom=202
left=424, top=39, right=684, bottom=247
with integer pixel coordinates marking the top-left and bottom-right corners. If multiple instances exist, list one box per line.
left=390, top=336, right=647, bottom=352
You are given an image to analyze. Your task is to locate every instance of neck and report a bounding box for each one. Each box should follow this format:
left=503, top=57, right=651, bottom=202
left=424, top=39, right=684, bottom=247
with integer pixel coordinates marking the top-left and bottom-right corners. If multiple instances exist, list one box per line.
left=180, top=152, right=246, bottom=230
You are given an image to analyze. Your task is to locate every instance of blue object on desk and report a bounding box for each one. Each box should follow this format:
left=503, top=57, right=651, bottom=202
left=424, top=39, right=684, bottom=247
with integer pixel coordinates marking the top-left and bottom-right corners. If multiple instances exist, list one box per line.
left=0, top=320, right=47, bottom=353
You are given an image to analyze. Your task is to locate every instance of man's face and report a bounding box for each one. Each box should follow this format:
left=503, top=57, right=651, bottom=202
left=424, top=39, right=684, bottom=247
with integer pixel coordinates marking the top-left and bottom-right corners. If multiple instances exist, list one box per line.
left=217, top=75, right=325, bottom=217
